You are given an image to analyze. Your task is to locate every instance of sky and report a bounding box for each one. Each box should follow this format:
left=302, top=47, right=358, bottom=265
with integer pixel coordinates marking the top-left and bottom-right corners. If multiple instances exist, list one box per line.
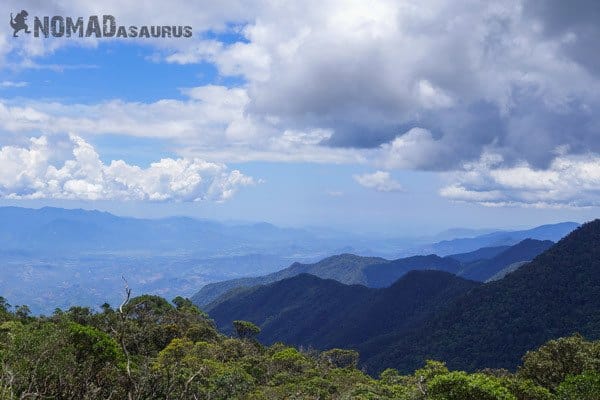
left=0, top=0, right=598, bottom=235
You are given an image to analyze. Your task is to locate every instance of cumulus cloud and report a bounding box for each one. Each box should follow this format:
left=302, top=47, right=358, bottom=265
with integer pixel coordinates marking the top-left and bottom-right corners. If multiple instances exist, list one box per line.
left=353, top=171, right=402, bottom=192
left=0, top=93, right=368, bottom=164
left=0, top=135, right=254, bottom=201
left=216, top=0, right=600, bottom=170
left=2, top=0, right=600, bottom=171
left=1, top=0, right=600, bottom=207
left=440, top=152, right=600, bottom=207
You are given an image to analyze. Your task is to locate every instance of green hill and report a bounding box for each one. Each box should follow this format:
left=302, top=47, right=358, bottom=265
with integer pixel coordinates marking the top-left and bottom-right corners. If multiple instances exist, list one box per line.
left=207, top=271, right=480, bottom=352
left=363, top=219, right=600, bottom=374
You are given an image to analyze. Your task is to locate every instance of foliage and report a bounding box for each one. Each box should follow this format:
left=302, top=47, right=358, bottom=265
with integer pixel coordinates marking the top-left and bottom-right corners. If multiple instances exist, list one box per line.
left=0, top=292, right=600, bottom=399
left=556, top=371, right=600, bottom=400
left=320, top=348, right=359, bottom=369
left=233, top=320, right=261, bottom=340
left=428, top=371, right=516, bottom=400
left=363, top=219, right=600, bottom=373
left=518, top=334, right=600, bottom=390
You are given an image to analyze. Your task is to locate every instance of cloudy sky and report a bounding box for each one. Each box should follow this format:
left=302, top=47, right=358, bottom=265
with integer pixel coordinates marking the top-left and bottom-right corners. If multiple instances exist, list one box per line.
left=0, top=0, right=598, bottom=234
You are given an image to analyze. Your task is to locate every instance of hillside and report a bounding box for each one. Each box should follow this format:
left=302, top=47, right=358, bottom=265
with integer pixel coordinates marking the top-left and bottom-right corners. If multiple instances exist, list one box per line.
left=0, top=206, right=392, bottom=314
left=195, top=239, right=554, bottom=306
left=0, top=291, right=592, bottom=399
left=415, top=221, right=578, bottom=256
left=457, top=238, right=554, bottom=281
left=208, top=271, right=480, bottom=351
left=192, top=254, right=388, bottom=306
left=195, top=254, right=466, bottom=306
left=362, top=219, right=600, bottom=374
left=446, top=244, right=511, bottom=263
left=362, top=255, right=461, bottom=288
left=206, top=219, right=600, bottom=376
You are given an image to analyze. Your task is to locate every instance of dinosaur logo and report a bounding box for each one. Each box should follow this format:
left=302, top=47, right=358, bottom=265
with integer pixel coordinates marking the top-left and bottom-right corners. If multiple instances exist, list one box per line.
left=10, top=10, right=31, bottom=37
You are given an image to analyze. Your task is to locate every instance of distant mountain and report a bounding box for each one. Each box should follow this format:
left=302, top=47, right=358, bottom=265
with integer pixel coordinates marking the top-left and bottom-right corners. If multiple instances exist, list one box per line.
left=206, top=219, right=600, bottom=375
left=362, top=219, right=600, bottom=374
left=193, top=238, right=556, bottom=306
left=0, top=206, right=326, bottom=256
left=0, top=206, right=389, bottom=314
left=446, top=245, right=511, bottom=263
left=207, top=271, right=480, bottom=350
left=486, top=261, right=529, bottom=282
left=194, top=253, right=472, bottom=307
left=0, top=206, right=580, bottom=317
left=456, top=238, right=554, bottom=281
left=427, top=227, right=499, bottom=242
left=192, top=254, right=387, bottom=306
left=414, top=222, right=579, bottom=256
left=362, top=255, right=461, bottom=288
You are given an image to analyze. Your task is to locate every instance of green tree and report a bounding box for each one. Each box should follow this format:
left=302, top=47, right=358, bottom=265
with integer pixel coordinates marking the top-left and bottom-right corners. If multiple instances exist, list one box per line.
left=556, top=371, right=600, bottom=400
left=233, top=320, right=261, bottom=340
left=518, top=334, right=600, bottom=390
left=429, top=371, right=516, bottom=400
left=320, top=348, right=359, bottom=369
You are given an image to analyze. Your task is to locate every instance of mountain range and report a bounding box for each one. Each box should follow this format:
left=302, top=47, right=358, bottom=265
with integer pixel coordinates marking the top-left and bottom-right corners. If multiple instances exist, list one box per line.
left=204, top=219, right=600, bottom=375
left=193, top=237, right=556, bottom=306
left=0, top=206, right=579, bottom=316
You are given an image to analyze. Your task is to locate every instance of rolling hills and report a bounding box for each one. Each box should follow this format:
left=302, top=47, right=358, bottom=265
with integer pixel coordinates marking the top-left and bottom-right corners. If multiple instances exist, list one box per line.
left=208, top=270, right=481, bottom=349
left=194, top=238, right=558, bottom=306
left=206, top=219, right=600, bottom=375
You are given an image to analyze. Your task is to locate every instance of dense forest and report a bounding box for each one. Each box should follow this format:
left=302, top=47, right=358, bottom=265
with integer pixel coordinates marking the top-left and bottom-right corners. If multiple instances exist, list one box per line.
left=194, top=238, right=555, bottom=306
left=1, top=293, right=600, bottom=399
left=202, top=220, right=600, bottom=376
left=1, top=220, right=598, bottom=398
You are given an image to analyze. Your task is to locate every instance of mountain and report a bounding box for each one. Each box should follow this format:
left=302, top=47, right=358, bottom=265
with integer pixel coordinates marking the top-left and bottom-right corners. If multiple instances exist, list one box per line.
left=192, top=254, right=387, bottom=306
left=194, top=253, right=467, bottom=306
left=206, top=219, right=600, bottom=375
left=193, top=239, right=555, bottom=306
left=207, top=271, right=480, bottom=350
left=486, top=261, right=529, bottom=282
left=447, top=245, right=511, bottom=263
left=414, top=221, right=579, bottom=256
left=0, top=206, right=384, bottom=314
left=362, top=255, right=461, bottom=288
left=361, top=219, right=600, bottom=374
left=456, top=238, right=554, bottom=281
left=0, top=206, right=327, bottom=256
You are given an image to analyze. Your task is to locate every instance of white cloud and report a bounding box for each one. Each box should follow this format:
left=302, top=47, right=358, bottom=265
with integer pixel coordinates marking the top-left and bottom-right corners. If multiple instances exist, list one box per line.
left=0, top=135, right=254, bottom=202
left=0, top=92, right=369, bottom=164
left=0, top=0, right=599, bottom=208
left=0, top=86, right=259, bottom=143
left=0, top=81, right=28, bottom=88
left=376, top=128, right=447, bottom=170
left=440, top=152, right=600, bottom=207
left=353, top=171, right=402, bottom=192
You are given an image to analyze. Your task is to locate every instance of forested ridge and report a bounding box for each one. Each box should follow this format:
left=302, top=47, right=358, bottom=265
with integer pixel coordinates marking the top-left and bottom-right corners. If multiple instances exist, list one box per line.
left=1, top=294, right=600, bottom=399
left=0, top=220, right=598, bottom=398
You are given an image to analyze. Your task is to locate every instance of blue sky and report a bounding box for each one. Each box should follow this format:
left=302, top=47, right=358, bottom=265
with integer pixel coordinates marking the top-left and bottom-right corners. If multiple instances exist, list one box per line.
left=0, top=1, right=598, bottom=235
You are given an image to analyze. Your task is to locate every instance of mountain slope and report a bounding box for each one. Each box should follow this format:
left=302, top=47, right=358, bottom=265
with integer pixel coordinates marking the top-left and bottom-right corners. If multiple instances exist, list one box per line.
left=208, top=271, right=480, bottom=352
left=192, top=254, right=387, bottom=306
left=446, top=244, right=511, bottom=263
left=194, top=238, right=557, bottom=306
left=362, top=219, right=600, bottom=374
left=362, top=255, right=461, bottom=288
left=195, top=253, right=464, bottom=306
left=457, top=238, right=554, bottom=281
left=416, top=221, right=579, bottom=256
left=485, top=261, right=529, bottom=282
